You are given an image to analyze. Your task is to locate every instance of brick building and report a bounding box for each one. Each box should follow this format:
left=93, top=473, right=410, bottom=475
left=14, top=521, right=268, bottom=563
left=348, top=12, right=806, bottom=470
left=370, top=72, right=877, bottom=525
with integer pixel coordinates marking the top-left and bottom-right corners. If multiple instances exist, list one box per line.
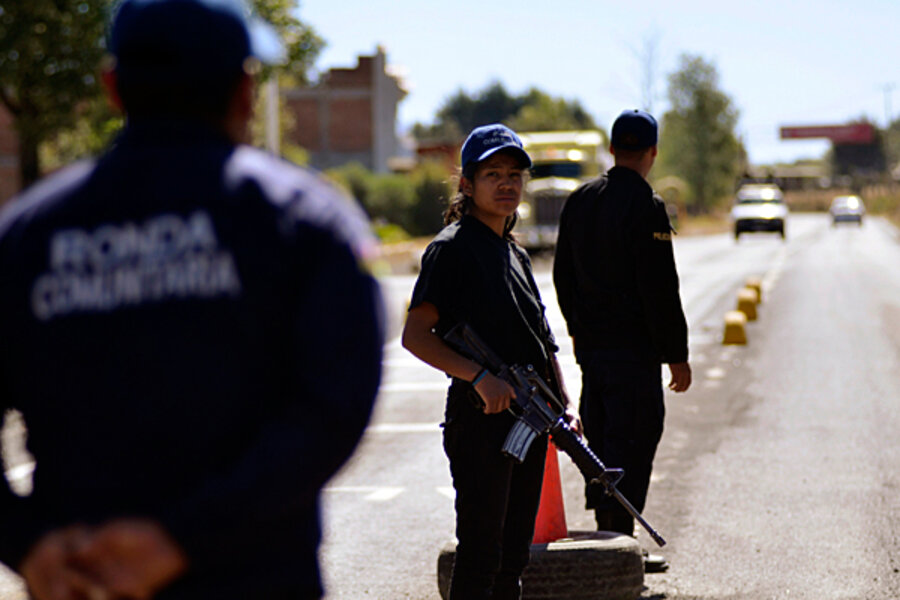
left=0, top=47, right=407, bottom=205
left=284, top=47, right=407, bottom=173
left=0, top=104, right=20, bottom=207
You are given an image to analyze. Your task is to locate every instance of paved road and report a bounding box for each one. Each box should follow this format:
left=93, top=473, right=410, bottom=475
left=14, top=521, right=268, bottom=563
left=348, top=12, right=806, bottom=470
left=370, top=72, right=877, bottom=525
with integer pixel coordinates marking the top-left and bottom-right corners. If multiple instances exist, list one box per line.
left=321, top=213, right=900, bottom=599
left=3, top=214, right=900, bottom=600
left=642, top=214, right=900, bottom=599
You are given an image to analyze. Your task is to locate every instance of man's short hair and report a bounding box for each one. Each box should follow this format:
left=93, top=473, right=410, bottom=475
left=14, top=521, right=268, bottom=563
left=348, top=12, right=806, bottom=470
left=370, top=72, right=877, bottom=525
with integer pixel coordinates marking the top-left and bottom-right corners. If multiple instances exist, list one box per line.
left=612, top=145, right=654, bottom=162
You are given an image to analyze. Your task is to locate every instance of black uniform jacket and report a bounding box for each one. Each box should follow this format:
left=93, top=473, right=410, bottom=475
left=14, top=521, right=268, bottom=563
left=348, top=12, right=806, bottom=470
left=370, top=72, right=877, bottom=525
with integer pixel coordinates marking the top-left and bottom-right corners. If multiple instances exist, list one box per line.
left=412, top=215, right=556, bottom=372
left=553, top=166, right=688, bottom=364
left=0, top=120, right=384, bottom=599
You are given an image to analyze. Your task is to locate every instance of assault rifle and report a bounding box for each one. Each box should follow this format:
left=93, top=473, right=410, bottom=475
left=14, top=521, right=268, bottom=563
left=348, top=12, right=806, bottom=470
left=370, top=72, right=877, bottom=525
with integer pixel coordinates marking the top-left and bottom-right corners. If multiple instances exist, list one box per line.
left=443, top=322, right=666, bottom=547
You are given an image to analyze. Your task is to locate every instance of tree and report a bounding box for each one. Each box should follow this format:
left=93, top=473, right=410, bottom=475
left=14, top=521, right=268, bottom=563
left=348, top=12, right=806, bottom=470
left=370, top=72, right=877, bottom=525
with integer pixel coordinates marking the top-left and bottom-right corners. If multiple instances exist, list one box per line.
left=0, top=0, right=322, bottom=189
left=508, top=88, right=596, bottom=132
left=413, top=81, right=522, bottom=141
left=413, top=82, right=599, bottom=141
left=251, top=0, right=322, bottom=87
left=0, top=0, right=109, bottom=186
left=437, top=81, right=523, bottom=135
left=883, top=117, right=900, bottom=172
left=656, top=54, right=744, bottom=213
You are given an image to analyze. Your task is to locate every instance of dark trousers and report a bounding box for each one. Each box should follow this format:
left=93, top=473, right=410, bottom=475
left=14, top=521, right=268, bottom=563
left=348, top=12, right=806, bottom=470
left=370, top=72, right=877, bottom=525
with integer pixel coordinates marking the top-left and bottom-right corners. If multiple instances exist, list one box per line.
left=443, top=396, right=547, bottom=600
left=575, top=351, right=664, bottom=535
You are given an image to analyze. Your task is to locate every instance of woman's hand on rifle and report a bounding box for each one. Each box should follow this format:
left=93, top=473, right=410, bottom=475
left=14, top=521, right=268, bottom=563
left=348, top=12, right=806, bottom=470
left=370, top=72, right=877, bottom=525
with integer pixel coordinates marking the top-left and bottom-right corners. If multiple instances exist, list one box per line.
left=404, top=303, right=515, bottom=415
left=563, top=406, right=583, bottom=437
left=473, top=373, right=516, bottom=414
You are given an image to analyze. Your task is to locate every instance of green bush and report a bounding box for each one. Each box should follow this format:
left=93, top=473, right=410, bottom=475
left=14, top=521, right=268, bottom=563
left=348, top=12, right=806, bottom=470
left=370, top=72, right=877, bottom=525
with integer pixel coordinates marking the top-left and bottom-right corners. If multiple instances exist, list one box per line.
left=368, top=174, right=416, bottom=232
left=324, top=161, right=453, bottom=239
left=281, top=143, right=310, bottom=167
left=325, top=162, right=375, bottom=213
left=373, top=222, right=411, bottom=243
left=410, top=161, right=453, bottom=236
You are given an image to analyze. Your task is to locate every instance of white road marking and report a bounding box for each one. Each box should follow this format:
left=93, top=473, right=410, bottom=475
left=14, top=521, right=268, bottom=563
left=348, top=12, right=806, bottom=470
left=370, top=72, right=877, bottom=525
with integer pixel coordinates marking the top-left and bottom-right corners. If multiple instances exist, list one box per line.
left=706, top=367, right=727, bottom=379
left=325, top=486, right=405, bottom=501
left=6, top=461, right=34, bottom=483
left=719, top=346, right=739, bottom=361
left=384, top=336, right=405, bottom=351
left=365, top=487, right=404, bottom=501
left=324, top=486, right=456, bottom=501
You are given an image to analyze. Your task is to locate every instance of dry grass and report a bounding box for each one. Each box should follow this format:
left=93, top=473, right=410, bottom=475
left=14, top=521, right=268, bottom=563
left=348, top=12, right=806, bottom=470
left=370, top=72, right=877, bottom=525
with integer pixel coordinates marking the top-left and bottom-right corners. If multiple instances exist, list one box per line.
left=676, top=213, right=730, bottom=236
left=860, top=184, right=900, bottom=228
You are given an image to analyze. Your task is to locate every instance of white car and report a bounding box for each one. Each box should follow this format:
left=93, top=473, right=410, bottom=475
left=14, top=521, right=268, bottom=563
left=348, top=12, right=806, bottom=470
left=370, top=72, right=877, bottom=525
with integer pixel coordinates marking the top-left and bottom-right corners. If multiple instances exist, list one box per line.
left=829, top=195, right=865, bottom=225
left=731, top=184, right=788, bottom=239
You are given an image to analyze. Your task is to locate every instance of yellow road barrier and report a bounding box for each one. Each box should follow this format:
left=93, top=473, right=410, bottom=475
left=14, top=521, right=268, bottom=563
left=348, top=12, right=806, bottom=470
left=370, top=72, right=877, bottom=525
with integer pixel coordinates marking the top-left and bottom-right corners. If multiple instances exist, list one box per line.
left=722, top=310, right=748, bottom=345
left=745, top=277, right=762, bottom=304
left=736, top=288, right=758, bottom=321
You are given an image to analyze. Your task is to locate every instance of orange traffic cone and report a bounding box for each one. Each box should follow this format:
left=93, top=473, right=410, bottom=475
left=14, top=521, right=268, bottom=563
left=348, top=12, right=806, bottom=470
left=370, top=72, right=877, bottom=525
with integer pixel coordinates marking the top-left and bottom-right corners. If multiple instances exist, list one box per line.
left=532, top=441, right=568, bottom=544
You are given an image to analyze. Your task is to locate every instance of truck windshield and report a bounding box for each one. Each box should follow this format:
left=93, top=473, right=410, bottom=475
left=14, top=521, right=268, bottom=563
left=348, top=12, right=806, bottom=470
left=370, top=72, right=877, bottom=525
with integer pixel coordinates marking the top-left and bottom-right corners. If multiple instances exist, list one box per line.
left=531, top=162, right=583, bottom=179
left=737, top=197, right=782, bottom=204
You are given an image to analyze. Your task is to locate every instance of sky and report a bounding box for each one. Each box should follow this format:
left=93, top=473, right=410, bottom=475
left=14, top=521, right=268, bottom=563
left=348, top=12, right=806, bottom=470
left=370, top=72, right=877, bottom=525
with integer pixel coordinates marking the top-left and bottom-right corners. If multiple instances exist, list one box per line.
left=299, top=0, right=900, bottom=166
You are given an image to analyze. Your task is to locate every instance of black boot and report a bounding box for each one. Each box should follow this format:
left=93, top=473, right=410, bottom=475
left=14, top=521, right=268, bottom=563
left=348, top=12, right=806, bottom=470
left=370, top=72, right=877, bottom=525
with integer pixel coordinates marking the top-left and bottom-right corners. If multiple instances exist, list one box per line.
left=594, top=508, right=615, bottom=531
left=595, top=508, right=634, bottom=536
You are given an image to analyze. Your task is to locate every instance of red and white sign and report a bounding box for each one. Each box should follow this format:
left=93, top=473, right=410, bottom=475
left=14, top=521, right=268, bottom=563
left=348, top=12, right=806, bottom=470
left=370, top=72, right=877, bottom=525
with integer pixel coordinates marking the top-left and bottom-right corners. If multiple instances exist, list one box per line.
left=779, top=123, right=875, bottom=144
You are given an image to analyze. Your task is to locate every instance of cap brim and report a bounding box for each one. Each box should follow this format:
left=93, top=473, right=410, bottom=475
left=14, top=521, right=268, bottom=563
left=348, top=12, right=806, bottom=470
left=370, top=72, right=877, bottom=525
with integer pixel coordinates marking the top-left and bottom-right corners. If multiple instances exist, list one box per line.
left=476, top=145, right=532, bottom=168
left=248, top=18, right=286, bottom=64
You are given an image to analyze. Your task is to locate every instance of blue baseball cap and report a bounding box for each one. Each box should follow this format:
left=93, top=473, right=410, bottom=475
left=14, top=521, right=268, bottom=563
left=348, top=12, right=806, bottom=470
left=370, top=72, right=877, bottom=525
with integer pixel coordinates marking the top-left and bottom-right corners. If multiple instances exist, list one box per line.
left=109, top=0, right=285, bottom=84
left=460, top=124, right=532, bottom=173
left=611, top=109, right=658, bottom=150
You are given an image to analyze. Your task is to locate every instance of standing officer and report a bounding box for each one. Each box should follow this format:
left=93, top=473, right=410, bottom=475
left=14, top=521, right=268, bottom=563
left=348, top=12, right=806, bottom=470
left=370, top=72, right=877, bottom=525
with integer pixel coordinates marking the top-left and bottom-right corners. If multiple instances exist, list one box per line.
left=0, top=0, right=383, bottom=598
left=553, top=109, right=691, bottom=571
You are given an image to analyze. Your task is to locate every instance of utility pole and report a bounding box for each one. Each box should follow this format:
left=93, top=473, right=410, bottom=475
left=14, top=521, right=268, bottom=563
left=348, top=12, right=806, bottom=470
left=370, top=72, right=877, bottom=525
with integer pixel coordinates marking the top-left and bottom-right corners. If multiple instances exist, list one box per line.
left=265, top=77, right=280, bottom=155
left=882, top=83, right=896, bottom=128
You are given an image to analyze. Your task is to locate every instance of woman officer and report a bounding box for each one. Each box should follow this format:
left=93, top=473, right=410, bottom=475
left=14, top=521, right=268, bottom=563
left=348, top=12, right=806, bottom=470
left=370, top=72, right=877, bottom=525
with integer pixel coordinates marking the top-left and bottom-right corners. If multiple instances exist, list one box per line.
left=402, top=123, right=581, bottom=600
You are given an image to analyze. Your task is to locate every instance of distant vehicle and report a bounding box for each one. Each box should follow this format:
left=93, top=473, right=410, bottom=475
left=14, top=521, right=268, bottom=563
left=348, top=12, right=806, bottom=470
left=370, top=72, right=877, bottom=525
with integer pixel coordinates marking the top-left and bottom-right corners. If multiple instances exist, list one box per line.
left=829, top=195, right=865, bottom=225
left=730, top=183, right=788, bottom=239
left=516, top=130, right=612, bottom=250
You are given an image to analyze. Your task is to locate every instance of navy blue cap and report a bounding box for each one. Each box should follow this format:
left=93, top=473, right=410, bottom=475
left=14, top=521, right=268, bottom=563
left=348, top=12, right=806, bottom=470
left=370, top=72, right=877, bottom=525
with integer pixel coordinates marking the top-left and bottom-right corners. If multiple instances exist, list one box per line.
left=611, top=109, right=658, bottom=150
left=109, top=0, right=285, bottom=84
left=460, top=124, right=532, bottom=172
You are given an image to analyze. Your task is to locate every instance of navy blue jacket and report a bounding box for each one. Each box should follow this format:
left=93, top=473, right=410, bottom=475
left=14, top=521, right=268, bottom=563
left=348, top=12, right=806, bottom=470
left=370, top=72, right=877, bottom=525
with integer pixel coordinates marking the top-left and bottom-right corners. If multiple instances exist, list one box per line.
left=0, top=120, right=384, bottom=598
left=553, top=166, right=688, bottom=364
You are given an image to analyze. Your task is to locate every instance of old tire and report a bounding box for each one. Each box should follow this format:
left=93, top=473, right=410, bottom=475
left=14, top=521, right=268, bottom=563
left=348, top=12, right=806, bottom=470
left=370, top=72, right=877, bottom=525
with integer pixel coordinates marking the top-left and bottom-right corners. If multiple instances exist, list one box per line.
left=437, top=530, right=643, bottom=600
